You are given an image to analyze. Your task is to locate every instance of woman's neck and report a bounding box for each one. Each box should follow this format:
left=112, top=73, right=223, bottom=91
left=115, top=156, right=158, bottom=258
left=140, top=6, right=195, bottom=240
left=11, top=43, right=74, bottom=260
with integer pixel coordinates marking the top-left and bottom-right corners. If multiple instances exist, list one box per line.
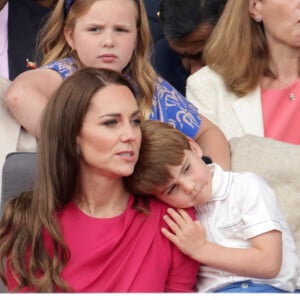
left=262, top=39, right=300, bottom=89
left=76, top=175, right=130, bottom=218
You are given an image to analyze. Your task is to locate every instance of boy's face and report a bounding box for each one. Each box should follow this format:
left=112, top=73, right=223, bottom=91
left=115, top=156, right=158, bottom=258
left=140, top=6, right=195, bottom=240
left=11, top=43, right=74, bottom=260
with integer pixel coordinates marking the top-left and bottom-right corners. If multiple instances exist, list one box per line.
left=153, top=149, right=213, bottom=208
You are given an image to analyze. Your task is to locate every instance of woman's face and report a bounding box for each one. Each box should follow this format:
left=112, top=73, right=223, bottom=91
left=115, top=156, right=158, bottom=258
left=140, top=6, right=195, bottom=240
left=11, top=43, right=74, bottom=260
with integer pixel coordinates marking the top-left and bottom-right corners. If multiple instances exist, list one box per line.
left=65, top=0, right=138, bottom=72
left=76, top=84, right=142, bottom=178
left=250, top=0, right=300, bottom=48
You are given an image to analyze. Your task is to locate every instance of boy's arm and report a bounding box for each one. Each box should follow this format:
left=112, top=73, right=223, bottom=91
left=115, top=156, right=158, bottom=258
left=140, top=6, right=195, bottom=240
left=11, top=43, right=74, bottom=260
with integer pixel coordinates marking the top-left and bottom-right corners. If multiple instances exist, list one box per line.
left=194, top=114, right=231, bottom=170
left=162, top=208, right=282, bottom=279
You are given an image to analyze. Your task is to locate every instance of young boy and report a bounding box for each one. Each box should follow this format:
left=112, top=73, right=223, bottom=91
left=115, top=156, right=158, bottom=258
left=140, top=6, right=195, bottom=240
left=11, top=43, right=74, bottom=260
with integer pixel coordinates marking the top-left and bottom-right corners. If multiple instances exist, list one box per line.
left=125, top=120, right=300, bottom=293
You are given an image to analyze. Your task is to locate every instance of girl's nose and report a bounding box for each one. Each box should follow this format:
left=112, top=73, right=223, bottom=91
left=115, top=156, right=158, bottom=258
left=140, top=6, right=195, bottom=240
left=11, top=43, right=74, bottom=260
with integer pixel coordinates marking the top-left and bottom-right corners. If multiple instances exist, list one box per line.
left=102, top=31, right=115, bottom=48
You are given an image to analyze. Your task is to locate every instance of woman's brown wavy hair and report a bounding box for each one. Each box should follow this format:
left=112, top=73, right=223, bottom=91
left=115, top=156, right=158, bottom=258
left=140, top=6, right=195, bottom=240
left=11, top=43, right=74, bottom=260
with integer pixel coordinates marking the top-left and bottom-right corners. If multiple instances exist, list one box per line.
left=0, top=67, right=137, bottom=292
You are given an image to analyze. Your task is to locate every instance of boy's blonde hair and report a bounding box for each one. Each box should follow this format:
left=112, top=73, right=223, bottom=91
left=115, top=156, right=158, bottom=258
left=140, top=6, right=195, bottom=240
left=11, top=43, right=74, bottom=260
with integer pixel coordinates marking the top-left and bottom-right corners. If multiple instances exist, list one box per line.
left=125, top=120, right=190, bottom=197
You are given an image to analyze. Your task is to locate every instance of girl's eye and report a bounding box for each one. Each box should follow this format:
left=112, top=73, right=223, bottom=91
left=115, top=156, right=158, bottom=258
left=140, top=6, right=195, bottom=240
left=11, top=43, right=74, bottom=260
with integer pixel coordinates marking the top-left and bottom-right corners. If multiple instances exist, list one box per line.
left=115, top=27, right=129, bottom=32
left=89, top=27, right=101, bottom=32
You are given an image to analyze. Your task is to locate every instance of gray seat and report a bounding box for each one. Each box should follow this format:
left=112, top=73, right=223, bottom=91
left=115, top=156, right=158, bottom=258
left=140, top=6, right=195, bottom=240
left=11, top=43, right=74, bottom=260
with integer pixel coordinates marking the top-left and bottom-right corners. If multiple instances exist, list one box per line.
left=1, top=152, right=37, bottom=214
left=0, top=152, right=37, bottom=292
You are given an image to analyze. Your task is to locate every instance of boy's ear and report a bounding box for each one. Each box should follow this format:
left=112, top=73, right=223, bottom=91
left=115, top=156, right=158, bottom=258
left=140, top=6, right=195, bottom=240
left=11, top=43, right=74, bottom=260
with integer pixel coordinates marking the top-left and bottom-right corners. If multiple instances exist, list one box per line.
left=187, top=137, right=203, bottom=157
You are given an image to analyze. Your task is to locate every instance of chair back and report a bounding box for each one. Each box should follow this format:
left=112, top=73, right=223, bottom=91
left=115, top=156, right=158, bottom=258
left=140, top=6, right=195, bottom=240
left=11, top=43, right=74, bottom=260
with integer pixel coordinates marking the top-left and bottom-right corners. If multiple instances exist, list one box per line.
left=1, top=152, right=37, bottom=214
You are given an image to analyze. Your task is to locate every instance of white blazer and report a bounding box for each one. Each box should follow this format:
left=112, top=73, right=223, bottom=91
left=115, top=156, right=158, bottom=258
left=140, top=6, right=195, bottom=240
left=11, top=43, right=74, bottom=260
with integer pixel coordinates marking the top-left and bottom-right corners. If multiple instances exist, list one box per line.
left=186, top=66, right=264, bottom=141
left=0, top=76, right=36, bottom=202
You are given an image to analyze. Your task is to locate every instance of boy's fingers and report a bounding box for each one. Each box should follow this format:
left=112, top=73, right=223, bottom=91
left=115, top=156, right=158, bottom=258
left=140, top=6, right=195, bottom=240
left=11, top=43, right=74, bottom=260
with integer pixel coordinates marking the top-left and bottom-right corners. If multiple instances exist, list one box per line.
left=163, top=214, right=180, bottom=233
left=166, top=208, right=186, bottom=228
left=177, top=208, right=193, bottom=222
left=161, top=227, right=177, bottom=244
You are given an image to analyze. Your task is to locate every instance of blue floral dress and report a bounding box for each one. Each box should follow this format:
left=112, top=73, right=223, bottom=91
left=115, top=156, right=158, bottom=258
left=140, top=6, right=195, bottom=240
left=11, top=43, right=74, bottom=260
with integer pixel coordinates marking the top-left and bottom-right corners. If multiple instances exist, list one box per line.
left=42, top=57, right=201, bottom=138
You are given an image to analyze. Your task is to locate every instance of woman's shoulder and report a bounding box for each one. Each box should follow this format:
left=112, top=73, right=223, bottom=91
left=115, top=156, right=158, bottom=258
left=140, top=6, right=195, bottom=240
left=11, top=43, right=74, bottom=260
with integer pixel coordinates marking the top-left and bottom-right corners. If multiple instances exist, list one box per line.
left=187, top=66, right=223, bottom=86
left=148, top=198, right=195, bottom=219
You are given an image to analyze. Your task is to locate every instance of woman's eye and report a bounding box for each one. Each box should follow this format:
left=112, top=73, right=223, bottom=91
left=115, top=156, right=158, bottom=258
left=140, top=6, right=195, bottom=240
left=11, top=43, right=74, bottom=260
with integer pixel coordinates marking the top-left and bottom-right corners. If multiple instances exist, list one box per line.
left=132, top=118, right=141, bottom=126
left=103, top=119, right=117, bottom=126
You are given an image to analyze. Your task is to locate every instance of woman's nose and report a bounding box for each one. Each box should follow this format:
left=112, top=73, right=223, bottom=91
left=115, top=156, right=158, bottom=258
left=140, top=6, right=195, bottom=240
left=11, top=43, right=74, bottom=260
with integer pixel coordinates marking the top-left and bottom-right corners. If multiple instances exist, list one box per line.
left=120, top=124, right=138, bottom=142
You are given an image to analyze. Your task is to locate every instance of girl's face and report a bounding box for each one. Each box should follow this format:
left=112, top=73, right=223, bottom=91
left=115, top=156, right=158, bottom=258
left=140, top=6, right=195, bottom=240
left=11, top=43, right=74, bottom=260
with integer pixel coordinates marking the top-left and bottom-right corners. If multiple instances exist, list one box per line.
left=76, top=84, right=142, bottom=178
left=153, top=149, right=213, bottom=209
left=249, top=0, right=300, bottom=48
left=65, top=0, right=138, bottom=72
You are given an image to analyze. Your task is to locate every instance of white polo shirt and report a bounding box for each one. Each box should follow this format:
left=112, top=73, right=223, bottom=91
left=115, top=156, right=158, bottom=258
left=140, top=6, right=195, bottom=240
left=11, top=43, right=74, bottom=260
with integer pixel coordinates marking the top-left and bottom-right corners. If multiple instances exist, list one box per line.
left=195, top=164, right=300, bottom=292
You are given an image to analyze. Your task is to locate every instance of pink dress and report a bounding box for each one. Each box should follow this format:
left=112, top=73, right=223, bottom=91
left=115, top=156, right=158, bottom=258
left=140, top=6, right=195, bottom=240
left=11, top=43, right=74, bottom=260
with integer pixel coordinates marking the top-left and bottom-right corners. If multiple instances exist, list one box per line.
left=261, top=80, right=300, bottom=144
left=7, top=195, right=199, bottom=292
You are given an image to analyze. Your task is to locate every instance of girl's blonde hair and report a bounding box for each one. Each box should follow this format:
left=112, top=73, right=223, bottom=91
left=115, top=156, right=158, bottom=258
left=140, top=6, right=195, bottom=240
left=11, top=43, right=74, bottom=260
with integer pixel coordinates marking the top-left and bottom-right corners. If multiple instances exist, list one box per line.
left=203, top=0, right=277, bottom=97
left=37, top=0, right=156, bottom=119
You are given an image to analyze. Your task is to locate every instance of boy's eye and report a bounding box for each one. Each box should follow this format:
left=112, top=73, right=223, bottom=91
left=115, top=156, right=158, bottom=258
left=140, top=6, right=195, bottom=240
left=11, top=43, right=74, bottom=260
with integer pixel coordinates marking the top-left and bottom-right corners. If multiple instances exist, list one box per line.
left=184, top=164, right=190, bottom=173
left=167, top=184, right=176, bottom=195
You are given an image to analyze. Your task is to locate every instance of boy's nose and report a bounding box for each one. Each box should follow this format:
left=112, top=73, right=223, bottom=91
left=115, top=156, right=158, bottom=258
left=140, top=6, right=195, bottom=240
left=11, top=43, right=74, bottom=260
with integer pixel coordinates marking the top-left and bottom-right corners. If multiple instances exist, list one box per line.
left=182, top=181, right=195, bottom=195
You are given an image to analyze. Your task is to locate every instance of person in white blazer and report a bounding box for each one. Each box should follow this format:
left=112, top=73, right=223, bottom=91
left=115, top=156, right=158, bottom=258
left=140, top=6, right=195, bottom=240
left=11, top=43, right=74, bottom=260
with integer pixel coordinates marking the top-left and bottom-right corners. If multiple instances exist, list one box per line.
left=0, top=76, right=36, bottom=208
left=186, top=0, right=300, bottom=145
left=187, top=67, right=264, bottom=141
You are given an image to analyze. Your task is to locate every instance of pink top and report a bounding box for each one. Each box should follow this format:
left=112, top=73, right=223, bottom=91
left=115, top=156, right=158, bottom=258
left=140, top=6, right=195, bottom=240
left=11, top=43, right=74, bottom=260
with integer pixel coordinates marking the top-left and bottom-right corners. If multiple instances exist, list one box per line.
left=7, top=195, right=199, bottom=292
left=261, top=80, right=300, bottom=144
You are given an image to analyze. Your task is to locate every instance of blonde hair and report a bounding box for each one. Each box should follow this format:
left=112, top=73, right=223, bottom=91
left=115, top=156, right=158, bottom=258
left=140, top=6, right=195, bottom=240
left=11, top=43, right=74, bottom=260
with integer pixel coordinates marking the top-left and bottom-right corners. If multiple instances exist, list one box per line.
left=203, top=0, right=270, bottom=97
left=125, top=120, right=190, bottom=197
left=37, top=0, right=156, bottom=119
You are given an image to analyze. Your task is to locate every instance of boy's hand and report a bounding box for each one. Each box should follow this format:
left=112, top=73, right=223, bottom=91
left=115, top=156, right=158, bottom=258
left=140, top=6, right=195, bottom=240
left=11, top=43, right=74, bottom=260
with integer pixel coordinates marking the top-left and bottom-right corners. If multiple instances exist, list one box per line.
left=161, top=208, right=206, bottom=261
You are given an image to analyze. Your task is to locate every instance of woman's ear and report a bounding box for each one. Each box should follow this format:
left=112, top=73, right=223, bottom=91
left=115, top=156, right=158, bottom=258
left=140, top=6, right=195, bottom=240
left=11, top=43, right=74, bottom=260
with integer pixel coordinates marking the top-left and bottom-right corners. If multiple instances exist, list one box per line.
left=248, top=0, right=262, bottom=21
left=187, top=137, right=203, bottom=157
